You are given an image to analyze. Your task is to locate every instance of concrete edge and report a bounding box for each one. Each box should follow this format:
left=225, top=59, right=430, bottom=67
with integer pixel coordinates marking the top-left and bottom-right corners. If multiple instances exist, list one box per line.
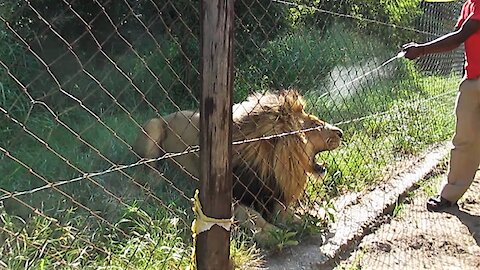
left=265, top=142, right=450, bottom=269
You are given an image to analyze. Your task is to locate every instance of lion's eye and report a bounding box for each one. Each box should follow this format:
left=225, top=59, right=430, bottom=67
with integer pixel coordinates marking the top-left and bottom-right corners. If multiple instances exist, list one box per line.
left=304, top=120, right=318, bottom=127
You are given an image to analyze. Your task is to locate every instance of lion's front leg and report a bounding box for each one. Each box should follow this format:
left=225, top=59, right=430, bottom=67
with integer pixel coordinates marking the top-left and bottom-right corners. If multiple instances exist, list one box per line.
left=271, top=201, right=303, bottom=226
left=234, top=204, right=280, bottom=246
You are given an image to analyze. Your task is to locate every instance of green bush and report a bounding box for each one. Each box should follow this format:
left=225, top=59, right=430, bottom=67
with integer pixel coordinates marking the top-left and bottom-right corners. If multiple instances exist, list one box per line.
left=287, top=0, right=423, bottom=46
left=350, top=0, right=423, bottom=45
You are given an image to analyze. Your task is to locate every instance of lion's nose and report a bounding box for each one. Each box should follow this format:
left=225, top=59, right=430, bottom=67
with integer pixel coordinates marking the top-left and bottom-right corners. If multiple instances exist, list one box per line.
left=325, top=123, right=343, bottom=139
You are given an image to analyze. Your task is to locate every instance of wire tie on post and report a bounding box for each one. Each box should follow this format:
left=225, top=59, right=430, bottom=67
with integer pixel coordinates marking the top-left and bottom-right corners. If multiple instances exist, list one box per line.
left=189, top=189, right=234, bottom=270
left=191, top=189, right=233, bottom=236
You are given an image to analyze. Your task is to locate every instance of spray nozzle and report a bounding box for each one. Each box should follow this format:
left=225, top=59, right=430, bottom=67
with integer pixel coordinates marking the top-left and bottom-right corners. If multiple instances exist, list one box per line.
left=397, top=51, right=406, bottom=58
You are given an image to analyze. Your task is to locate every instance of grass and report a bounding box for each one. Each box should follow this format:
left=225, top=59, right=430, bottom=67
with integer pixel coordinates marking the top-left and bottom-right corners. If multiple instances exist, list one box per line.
left=229, top=238, right=265, bottom=269
left=338, top=248, right=366, bottom=270
left=0, top=204, right=193, bottom=269
left=303, top=73, right=457, bottom=200
left=0, top=22, right=461, bottom=268
left=417, top=162, right=448, bottom=198
left=0, top=199, right=265, bottom=270
left=392, top=200, right=406, bottom=218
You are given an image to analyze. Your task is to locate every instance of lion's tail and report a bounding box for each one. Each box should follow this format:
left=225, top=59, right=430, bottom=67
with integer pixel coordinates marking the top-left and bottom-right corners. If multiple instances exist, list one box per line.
left=133, top=118, right=167, bottom=159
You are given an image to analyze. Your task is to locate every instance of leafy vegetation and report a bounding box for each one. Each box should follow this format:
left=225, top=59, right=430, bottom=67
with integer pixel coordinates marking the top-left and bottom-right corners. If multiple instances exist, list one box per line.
left=0, top=0, right=462, bottom=268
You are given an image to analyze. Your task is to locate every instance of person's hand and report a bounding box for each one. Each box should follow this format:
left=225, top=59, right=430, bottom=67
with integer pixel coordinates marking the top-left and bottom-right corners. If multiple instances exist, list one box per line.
left=401, top=42, right=424, bottom=60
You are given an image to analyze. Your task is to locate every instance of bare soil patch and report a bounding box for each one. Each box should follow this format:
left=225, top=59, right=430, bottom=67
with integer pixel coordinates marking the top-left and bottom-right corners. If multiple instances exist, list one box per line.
left=336, top=171, right=480, bottom=270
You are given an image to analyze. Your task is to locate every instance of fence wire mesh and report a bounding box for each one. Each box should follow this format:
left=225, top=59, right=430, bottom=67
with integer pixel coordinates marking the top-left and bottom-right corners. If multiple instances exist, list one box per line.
left=0, top=0, right=474, bottom=269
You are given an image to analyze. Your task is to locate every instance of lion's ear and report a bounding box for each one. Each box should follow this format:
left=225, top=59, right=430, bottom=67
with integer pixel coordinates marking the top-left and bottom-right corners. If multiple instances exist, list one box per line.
left=282, top=89, right=305, bottom=113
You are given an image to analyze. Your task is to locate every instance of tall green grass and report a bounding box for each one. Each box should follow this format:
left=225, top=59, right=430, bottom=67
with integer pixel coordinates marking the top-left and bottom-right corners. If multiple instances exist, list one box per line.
left=0, top=204, right=192, bottom=269
left=235, top=24, right=392, bottom=101
left=308, top=74, right=457, bottom=198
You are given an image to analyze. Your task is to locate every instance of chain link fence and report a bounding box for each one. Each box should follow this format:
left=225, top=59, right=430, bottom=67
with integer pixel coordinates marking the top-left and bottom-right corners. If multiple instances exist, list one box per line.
left=0, top=0, right=466, bottom=269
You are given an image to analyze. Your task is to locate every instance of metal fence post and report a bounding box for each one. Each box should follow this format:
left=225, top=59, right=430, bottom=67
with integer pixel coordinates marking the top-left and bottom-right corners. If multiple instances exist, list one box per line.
left=197, top=0, right=234, bottom=269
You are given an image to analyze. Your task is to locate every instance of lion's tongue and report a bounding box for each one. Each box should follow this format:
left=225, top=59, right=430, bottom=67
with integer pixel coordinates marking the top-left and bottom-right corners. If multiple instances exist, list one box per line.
left=313, top=163, right=326, bottom=174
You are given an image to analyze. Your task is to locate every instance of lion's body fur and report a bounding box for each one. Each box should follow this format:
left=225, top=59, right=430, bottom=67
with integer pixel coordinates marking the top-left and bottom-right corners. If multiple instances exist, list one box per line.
left=133, top=110, right=201, bottom=179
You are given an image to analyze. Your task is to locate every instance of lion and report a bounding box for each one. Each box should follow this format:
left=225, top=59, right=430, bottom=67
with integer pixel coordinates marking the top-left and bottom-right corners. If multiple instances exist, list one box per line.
left=133, top=89, right=343, bottom=244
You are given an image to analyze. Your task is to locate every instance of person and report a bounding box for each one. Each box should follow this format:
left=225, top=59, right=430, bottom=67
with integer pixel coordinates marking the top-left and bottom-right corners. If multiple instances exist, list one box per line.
left=402, top=0, right=480, bottom=212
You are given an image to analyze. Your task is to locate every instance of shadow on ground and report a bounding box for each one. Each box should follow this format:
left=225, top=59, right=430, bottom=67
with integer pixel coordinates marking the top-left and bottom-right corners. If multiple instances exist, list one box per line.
left=447, top=207, right=480, bottom=246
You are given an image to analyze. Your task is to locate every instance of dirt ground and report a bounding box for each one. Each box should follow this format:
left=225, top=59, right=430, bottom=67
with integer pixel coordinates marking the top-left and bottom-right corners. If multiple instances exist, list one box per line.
left=335, top=171, right=480, bottom=270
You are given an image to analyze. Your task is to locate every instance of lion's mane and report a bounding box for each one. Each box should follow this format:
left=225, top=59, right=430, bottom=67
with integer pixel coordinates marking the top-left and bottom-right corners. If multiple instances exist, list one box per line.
left=231, top=90, right=315, bottom=215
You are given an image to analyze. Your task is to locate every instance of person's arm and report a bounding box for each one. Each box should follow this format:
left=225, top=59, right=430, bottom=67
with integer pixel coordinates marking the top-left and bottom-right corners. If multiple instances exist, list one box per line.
left=403, top=16, right=480, bottom=60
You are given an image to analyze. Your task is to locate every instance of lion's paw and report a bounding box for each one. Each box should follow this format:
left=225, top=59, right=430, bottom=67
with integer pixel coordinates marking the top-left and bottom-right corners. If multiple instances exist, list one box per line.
left=254, top=225, right=300, bottom=251
left=254, top=223, right=299, bottom=249
left=253, top=223, right=281, bottom=247
left=272, top=210, right=303, bottom=228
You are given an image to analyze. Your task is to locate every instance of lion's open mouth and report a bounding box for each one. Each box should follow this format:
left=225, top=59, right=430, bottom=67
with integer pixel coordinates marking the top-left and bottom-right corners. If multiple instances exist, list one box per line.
left=312, top=152, right=327, bottom=176
left=313, top=162, right=327, bottom=174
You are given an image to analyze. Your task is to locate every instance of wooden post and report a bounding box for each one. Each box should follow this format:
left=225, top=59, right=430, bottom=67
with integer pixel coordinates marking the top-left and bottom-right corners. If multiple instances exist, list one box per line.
left=197, top=0, right=234, bottom=269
